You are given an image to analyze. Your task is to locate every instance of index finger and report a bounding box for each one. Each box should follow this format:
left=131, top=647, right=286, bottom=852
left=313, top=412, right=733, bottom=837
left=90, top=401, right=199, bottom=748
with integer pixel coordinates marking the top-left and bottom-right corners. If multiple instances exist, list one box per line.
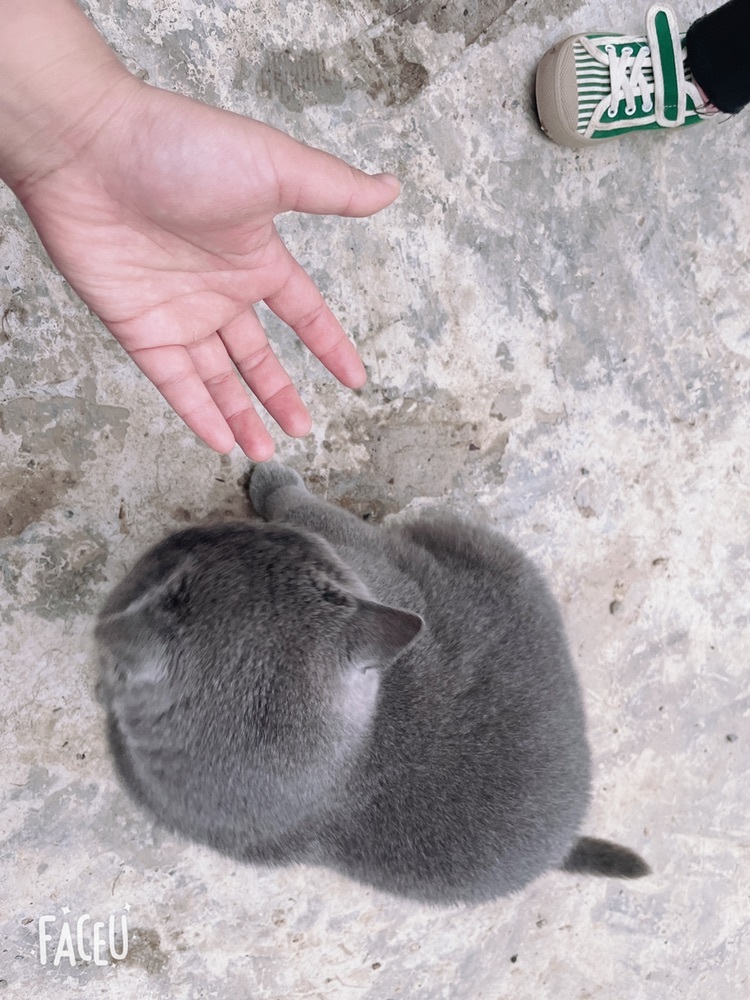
left=262, top=241, right=366, bottom=389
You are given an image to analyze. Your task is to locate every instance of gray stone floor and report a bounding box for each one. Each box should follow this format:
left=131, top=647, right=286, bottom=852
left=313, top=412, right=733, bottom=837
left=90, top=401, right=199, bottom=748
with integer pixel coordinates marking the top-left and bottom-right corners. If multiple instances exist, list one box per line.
left=2, top=1, right=749, bottom=997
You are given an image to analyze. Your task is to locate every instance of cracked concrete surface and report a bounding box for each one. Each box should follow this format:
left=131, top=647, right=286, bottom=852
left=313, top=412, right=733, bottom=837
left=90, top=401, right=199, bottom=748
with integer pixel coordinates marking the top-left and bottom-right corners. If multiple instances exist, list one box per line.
left=1, top=1, right=749, bottom=997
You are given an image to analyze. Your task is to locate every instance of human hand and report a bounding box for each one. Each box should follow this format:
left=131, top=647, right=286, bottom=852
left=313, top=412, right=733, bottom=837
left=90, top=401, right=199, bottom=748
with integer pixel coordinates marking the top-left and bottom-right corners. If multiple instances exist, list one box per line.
left=12, top=79, right=399, bottom=458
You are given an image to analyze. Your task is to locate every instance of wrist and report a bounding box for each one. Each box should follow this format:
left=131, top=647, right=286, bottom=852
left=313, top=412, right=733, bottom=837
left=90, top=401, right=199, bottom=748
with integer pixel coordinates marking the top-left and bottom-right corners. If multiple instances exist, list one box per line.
left=0, top=0, right=140, bottom=195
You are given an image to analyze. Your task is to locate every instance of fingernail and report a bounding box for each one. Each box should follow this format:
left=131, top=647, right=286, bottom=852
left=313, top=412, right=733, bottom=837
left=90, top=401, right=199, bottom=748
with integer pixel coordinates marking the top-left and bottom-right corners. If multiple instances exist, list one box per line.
left=376, top=172, right=401, bottom=193
left=289, top=412, right=313, bottom=438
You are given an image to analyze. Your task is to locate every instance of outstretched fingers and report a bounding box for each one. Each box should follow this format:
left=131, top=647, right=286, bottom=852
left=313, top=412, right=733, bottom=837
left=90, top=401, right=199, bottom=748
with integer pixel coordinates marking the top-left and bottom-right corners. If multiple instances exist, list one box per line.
left=128, top=342, right=238, bottom=455
left=262, top=240, right=367, bottom=390
left=184, top=320, right=314, bottom=460
left=216, top=307, right=312, bottom=440
left=130, top=331, right=310, bottom=461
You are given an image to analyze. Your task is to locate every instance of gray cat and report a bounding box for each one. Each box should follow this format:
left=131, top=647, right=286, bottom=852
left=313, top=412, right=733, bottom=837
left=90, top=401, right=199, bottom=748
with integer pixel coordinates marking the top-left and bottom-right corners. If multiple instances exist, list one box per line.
left=95, top=462, right=648, bottom=904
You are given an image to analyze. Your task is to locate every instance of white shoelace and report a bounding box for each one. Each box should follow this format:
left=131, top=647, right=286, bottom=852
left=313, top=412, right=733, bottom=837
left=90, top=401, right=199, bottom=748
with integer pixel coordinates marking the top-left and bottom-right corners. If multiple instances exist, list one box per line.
left=606, top=44, right=654, bottom=116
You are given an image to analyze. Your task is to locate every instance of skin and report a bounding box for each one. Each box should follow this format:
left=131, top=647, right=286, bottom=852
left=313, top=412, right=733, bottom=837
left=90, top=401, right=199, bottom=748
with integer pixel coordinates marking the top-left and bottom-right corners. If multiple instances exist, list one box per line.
left=0, top=0, right=401, bottom=459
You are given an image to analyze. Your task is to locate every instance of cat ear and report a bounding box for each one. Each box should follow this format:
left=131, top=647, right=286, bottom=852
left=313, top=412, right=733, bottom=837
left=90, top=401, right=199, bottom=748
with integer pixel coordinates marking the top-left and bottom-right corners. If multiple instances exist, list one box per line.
left=95, top=573, right=180, bottom=709
left=96, top=614, right=171, bottom=707
left=97, top=618, right=167, bottom=682
left=100, top=555, right=191, bottom=622
left=96, top=557, right=191, bottom=675
left=346, top=599, right=423, bottom=671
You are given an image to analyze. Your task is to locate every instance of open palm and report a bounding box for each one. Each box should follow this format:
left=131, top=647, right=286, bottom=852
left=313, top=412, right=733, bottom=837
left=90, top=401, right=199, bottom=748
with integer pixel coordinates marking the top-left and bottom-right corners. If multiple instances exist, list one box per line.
left=17, top=81, right=399, bottom=458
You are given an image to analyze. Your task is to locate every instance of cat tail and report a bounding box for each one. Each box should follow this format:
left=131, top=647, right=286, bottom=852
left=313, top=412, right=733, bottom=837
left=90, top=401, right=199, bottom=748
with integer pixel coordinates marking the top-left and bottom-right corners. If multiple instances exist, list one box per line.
left=561, top=837, right=651, bottom=879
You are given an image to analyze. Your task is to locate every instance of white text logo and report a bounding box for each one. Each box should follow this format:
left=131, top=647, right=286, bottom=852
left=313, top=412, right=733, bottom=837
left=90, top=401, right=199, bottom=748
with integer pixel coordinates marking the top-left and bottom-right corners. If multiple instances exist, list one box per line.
left=38, top=905, right=129, bottom=967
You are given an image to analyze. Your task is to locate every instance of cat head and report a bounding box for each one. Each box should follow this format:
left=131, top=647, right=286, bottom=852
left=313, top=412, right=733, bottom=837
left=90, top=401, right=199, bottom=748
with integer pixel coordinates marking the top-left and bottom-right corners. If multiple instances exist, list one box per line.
left=95, top=521, right=421, bottom=852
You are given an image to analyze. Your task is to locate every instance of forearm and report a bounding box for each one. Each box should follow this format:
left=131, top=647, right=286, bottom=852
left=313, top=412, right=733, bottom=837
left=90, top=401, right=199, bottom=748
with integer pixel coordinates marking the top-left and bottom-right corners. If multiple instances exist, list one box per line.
left=0, top=0, right=135, bottom=194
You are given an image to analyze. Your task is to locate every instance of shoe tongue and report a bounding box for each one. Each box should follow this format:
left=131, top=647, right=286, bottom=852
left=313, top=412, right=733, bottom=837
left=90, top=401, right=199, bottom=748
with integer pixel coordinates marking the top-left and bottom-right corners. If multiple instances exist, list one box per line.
left=646, top=4, right=688, bottom=125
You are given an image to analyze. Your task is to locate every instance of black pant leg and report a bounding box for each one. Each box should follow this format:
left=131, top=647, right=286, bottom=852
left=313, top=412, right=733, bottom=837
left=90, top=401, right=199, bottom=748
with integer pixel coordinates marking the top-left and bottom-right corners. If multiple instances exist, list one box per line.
left=686, top=0, right=750, bottom=113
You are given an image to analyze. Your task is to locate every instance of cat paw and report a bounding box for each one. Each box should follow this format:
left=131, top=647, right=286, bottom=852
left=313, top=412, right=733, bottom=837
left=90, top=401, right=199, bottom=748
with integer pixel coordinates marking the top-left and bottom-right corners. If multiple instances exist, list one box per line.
left=249, top=462, right=307, bottom=518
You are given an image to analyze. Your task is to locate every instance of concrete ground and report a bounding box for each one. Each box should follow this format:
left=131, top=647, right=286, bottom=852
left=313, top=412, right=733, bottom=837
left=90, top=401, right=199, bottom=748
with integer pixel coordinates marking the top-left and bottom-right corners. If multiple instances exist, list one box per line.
left=2, top=0, right=749, bottom=997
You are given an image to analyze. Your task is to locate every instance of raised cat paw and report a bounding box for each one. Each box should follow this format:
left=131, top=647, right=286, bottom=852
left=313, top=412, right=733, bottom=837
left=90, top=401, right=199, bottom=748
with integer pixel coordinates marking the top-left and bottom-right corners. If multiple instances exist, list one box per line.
left=249, top=462, right=307, bottom=518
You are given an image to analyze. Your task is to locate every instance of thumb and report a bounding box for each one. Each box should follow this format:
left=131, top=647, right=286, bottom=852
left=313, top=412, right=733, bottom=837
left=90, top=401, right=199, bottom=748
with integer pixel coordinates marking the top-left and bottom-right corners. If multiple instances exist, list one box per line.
left=259, top=121, right=401, bottom=218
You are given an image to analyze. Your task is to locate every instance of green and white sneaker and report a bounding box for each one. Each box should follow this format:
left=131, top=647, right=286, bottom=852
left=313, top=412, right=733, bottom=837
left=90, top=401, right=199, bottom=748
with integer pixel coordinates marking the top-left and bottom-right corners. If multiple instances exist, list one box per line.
left=535, top=4, right=709, bottom=148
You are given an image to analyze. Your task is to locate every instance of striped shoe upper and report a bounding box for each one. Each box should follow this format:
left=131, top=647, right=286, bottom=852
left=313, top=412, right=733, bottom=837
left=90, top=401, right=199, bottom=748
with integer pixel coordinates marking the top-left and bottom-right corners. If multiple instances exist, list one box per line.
left=573, top=6, right=704, bottom=141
